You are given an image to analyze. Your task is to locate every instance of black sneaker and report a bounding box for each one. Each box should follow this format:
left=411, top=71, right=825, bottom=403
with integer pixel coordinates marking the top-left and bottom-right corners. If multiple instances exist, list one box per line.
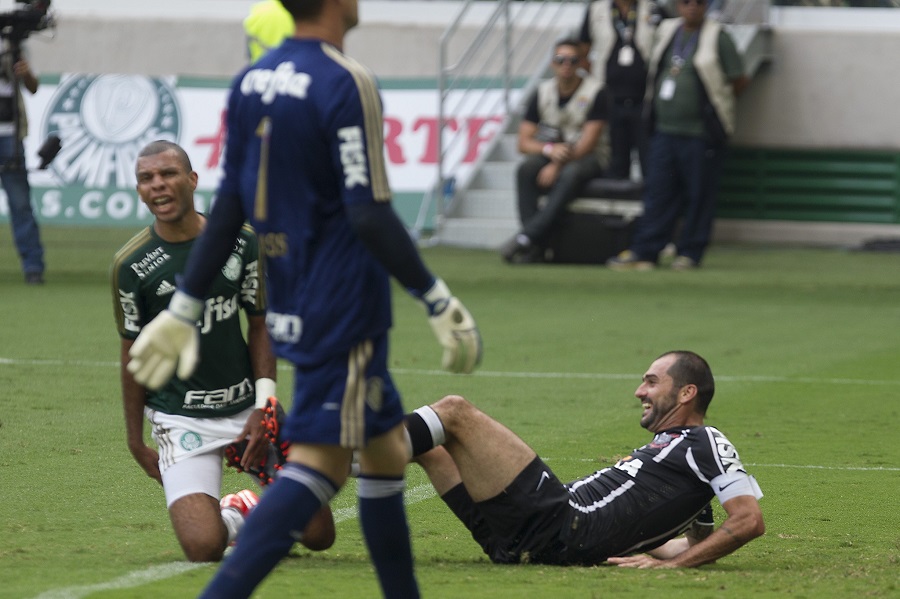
left=499, top=235, right=526, bottom=262
left=500, top=234, right=542, bottom=264
left=510, top=244, right=545, bottom=264
left=605, top=250, right=655, bottom=271
left=25, top=272, right=44, bottom=285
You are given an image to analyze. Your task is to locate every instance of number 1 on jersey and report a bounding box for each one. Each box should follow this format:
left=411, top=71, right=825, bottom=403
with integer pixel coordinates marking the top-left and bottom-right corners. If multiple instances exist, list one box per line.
left=254, top=117, right=272, bottom=221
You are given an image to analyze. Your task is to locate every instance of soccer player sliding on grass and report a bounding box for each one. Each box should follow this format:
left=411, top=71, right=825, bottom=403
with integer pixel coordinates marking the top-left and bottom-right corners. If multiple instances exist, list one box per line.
left=405, top=350, right=765, bottom=567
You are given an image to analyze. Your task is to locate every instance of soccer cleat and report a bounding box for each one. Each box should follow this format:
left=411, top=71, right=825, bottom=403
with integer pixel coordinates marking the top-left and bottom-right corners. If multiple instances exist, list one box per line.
left=224, top=398, right=289, bottom=486
left=605, top=250, right=655, bottom=271
left=220, top=489, right=260, bottom=516
left=24, top=272, right=44, bottom=285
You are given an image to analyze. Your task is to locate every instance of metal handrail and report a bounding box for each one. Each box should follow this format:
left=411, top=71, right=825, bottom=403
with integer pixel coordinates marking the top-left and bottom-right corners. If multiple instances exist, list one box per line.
left=417, top=0, right=584, bottom=241
left=415, top=0, right=774, bottom=243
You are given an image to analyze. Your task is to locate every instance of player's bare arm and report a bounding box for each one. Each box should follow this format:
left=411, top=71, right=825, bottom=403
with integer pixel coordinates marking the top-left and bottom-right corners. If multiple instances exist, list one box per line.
left=235, top=313, right=277, bottom=469
left=645, top=514, right=715, bottom=560
left=569, top=119, right=604, bottom=161
left=610, top=495, right=764, bottom=568
left=235, top=316, right=276, bottom=468
left=120, top=339, right=161, bottom=484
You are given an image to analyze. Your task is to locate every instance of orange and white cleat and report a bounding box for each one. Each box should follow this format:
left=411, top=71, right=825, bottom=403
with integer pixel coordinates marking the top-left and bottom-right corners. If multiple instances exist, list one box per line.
left=220, top=489, right=259, bottom=516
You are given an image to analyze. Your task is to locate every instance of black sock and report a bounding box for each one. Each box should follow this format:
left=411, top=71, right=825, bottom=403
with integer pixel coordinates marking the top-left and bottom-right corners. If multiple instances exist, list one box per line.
left=404, top=406, right=445, bottom=457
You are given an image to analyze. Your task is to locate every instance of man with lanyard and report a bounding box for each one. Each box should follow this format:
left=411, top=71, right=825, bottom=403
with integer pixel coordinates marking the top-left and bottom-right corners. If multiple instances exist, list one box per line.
left=607, top=0, right=748, bottom=271
left=579, top=0, right=662, bottom=180
left=500, top=37, right=609, bottom=264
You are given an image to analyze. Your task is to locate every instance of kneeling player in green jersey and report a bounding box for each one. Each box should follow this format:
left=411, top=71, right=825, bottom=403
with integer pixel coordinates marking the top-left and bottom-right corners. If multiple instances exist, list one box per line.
left=111, top=140, right=334, bottom=562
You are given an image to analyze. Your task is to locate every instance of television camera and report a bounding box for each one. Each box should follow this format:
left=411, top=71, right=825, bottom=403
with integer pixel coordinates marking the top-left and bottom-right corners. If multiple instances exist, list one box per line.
left=0, top=1, right=57, bottom=171
left=0, top=1, right=53, bottom=44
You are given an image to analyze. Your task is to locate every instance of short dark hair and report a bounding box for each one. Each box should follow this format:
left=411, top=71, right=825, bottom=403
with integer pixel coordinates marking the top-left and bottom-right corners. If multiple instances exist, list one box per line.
left=660, top=350, right=715, bottom=414
left=137, top=140, right=193, bottom=173
left=554, top=37, right=580, bottom=53
left=279, top=0, right=326, bottom=21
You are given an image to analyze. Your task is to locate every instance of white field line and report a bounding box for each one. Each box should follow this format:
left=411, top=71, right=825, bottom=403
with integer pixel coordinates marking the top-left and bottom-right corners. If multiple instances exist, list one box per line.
left=31, top=484, right=437, bottom=599
left=19, top=356, right=897, bottom=597
left=745, top=463, right=900, bottom=472
left=557, top=457, right=900, bottom=472
left=3, top=357, right=900, bottom=387
left=31, top=563, right=207, bottom=599
left=29, top=458, right=895, bottom=599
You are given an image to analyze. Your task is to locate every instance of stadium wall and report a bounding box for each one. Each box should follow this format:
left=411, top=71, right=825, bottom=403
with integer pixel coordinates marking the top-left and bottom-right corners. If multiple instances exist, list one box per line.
left=5, top=1, right=900, bottom=242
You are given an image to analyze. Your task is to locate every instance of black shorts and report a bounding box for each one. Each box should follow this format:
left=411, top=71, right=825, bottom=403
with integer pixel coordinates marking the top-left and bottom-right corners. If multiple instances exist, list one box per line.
left=476, top=456, right=570, bottom=564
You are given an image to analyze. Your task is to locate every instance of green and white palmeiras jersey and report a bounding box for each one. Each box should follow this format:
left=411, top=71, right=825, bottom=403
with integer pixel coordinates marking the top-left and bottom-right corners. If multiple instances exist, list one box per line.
left=111, top=222, right=266, bottom=418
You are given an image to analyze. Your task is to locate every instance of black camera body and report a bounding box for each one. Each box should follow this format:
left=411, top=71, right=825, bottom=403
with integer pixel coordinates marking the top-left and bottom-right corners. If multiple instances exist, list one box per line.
left=0, top=1, right=53, bottom=43
left=0, top=1, right=57, bottom=172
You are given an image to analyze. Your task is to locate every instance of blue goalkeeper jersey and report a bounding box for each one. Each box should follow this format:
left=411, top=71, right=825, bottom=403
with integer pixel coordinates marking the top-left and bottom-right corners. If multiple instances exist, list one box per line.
left=218, top=37, right=393, bottom=366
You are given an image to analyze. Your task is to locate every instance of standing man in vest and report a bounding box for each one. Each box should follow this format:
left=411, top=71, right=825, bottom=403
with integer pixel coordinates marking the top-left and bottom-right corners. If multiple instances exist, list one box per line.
left=607, top=0, right=747, bottom=271
left=500, top=38, right=609, bottom=264
left=579, top=0, right=661, bottom=180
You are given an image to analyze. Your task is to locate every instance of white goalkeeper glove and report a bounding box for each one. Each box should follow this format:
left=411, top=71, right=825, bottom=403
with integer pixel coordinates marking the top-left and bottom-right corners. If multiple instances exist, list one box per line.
left=419, top=278, right=482, bottom=374
left=127, top=290, right=202, bottom=390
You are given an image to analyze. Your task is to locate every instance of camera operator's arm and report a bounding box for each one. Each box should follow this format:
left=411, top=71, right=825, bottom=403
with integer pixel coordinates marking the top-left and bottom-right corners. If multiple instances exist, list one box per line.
left=14, top=60, right=38, bottom=94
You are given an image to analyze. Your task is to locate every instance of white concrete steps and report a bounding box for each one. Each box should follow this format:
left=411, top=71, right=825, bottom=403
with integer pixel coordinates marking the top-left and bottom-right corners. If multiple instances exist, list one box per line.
left=438, top=217, right=518, bottom=249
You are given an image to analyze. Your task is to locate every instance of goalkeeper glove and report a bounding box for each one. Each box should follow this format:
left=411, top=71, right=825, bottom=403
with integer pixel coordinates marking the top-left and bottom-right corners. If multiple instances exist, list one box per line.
left=419, top=278, right=482, bottom=374
left=127, top=290, right=202, bottom=390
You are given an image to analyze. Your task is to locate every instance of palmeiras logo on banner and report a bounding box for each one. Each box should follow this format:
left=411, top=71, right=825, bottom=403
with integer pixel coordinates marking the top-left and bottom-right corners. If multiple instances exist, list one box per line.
left=41, top=74, right=180, bottom=189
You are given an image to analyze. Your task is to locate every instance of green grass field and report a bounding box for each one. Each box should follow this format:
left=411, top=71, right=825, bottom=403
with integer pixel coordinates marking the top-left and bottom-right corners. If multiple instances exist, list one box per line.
left=2, top=226, right=898, bottom=598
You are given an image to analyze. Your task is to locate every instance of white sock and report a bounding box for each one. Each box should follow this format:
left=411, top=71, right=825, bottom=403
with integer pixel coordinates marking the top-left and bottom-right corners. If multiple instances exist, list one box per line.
left=221, top=506, right=244, bottom=546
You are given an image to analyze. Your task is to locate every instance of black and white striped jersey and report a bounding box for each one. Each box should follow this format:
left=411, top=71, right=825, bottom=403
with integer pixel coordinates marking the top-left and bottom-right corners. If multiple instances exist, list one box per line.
left=558, top=425, right=762, bottom=564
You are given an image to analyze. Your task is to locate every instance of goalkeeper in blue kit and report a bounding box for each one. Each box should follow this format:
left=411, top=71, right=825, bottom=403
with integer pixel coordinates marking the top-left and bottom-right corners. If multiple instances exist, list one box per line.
left=126, top=0, right=481, bottom=597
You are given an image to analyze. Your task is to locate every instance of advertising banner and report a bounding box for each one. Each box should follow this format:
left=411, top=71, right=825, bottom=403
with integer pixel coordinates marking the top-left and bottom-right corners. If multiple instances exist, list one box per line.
left=1, top=74, right=517, bottom=229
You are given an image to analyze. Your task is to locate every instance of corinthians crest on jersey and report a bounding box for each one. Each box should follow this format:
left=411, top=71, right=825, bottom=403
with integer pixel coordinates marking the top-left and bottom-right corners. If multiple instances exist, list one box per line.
left=41, top=74, right=181, bottom=189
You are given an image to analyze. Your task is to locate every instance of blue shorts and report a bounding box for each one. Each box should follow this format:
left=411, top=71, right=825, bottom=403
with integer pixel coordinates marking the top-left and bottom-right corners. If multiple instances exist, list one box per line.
left=283, top=333, right=405, bottom=448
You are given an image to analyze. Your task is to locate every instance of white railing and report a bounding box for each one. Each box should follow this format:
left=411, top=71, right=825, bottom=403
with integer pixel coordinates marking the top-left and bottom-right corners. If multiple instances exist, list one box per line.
left=415, top=0, right=585, bottom=240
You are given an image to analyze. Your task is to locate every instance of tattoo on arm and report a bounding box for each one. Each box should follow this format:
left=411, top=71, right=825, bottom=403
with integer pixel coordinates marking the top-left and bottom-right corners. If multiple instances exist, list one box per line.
left=720, top=524, right=738, bottom=541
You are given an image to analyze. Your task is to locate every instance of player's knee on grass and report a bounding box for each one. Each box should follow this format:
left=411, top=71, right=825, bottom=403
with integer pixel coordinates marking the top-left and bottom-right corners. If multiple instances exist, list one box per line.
left=181, top=539, right=227, bottom=563
left=298, top=504, right=336, bottom=551
left=169, top=493, right=229, bottom=562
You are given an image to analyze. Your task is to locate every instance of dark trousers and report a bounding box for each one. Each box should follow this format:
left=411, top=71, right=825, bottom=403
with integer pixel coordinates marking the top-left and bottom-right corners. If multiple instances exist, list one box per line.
left=0, top=135, right=44, bottom=275
left=607, top=98, right=647, bottom=180
left=629, top=131, right=726, bottom=264
left=516, top=153, right=604, bottom=245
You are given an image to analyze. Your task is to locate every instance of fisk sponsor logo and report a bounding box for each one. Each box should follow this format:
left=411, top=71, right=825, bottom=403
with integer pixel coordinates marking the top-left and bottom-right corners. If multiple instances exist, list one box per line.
left=337, top=126, right=369, bottom=189
left=118, top=290, right=140, bottom=333
left=199, top=295, right=240, bottom=334
left=240, top=260, right=259, bottom=305
left=712, top=429, right=745, bottom=474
